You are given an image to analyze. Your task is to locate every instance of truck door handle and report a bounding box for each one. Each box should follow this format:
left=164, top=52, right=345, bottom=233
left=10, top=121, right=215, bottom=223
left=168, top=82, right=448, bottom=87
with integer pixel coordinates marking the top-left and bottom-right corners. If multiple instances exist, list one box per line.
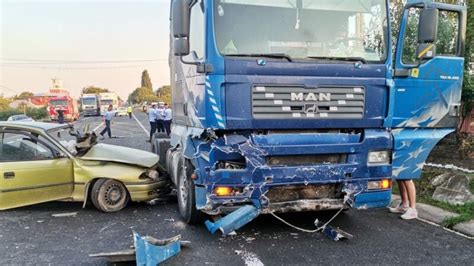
left=4, top=172, right=15, bottom=179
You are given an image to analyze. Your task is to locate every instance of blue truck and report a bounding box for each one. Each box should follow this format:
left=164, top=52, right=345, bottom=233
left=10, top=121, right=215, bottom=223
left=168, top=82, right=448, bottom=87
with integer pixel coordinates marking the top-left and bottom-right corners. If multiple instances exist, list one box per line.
left=156, top=0, right=467, bottom=231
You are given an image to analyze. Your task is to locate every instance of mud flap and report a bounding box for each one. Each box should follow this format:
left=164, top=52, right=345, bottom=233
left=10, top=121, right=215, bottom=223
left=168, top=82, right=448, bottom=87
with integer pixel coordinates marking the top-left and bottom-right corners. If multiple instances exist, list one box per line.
left=205, top=205, right=260, bottom=235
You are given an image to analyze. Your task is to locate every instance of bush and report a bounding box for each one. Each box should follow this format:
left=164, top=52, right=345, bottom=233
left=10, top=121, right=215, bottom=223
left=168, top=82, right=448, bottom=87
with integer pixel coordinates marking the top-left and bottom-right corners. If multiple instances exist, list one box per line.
left=0, top=107, right=49, bottom=121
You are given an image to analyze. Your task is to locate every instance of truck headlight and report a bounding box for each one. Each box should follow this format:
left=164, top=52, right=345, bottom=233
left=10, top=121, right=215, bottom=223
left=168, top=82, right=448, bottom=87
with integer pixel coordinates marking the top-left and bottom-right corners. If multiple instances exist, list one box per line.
left=368, top=151, right=390, bottom=164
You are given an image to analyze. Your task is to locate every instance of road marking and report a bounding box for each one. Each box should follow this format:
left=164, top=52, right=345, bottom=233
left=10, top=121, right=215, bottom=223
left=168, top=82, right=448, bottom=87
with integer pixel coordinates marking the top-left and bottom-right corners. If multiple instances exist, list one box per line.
left=132, top=113, right=150, bottom=136
left=416, top=217, right=474, bottom=240
left=92, top=122, right=104, bottom=132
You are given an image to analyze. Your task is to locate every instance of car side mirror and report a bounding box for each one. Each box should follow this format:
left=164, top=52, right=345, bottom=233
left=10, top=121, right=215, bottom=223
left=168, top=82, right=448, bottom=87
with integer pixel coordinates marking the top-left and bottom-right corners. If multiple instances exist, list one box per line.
left=417, top=8, right=439, bottom=60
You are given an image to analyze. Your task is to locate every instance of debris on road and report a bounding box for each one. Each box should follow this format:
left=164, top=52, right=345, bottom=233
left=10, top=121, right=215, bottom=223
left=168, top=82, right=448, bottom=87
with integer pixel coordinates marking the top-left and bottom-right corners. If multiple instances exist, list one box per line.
left=205, top=205, right=260, bottom=236
left=51, top=212, right=78, bottom=218
left=234, top=250, right=264, bottom=266
left=89, top=232, right=189, bottom=265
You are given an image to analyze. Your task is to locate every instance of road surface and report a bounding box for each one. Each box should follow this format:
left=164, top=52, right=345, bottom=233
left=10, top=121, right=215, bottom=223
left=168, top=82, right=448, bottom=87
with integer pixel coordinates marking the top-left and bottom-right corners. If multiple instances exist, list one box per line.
left=0, top=112, right=472, bottom=265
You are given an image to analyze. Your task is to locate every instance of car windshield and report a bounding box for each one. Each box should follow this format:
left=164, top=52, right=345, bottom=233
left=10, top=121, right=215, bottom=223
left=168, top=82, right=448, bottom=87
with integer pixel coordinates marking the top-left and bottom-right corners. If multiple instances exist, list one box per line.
left=82, top=98, right=97, bottom=105
left=48, top=126, right=96, bottom=155
left=214, top=0, right=388, bottom=62
left=50, top=100, right=68, bottom=106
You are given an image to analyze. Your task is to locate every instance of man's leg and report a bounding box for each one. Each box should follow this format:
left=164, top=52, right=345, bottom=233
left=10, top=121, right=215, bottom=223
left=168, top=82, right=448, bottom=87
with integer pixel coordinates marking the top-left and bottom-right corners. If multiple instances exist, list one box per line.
left=129, top=112, right=132, bottom=119
left=165, top=120, right=171, bottom=136
left=149, top=121, right=157, bottom=141
left=107, top=121, right=112, bottom=138
left=157, top=120, right=164, bottom=132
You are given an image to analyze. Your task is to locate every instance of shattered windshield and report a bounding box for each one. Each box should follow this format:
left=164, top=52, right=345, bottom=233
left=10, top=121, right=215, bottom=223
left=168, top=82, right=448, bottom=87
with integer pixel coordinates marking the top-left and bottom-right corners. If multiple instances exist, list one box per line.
left=48, top=126, right=97, bottom=155
left=214, top=0, right=388, bottom=62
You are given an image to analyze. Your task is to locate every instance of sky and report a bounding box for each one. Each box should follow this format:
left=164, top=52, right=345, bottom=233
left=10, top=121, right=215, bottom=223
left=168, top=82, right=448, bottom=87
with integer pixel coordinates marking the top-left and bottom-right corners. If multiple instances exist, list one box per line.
left=0, top=0, right=171, bottom=100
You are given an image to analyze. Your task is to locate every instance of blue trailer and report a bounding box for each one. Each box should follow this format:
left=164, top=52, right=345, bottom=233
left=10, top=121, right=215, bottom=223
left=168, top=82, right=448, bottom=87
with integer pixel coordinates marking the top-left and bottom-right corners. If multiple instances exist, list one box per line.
left=156, top=0, right=467, bottom=229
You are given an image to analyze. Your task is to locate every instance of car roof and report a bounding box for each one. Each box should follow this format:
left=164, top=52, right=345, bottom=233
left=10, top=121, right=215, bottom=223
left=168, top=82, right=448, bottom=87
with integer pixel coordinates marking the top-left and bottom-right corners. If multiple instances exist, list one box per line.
left=0, top=121, right=71, bottom=132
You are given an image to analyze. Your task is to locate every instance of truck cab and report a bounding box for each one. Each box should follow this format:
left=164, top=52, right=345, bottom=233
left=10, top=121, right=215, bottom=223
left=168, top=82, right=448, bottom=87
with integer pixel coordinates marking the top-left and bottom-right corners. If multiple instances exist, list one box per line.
left=162, top=0, right=466, bottom=224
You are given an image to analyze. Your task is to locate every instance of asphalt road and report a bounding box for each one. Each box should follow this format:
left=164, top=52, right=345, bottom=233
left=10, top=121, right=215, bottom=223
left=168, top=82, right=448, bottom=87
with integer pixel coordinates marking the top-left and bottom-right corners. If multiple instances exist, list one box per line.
left=0, top=112, right=472, bottom=265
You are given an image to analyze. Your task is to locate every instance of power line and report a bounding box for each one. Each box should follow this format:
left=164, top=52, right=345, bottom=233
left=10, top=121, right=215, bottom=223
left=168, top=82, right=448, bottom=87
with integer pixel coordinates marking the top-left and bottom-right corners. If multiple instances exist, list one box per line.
left=0, top=58, right=168, bottom=63
left=1, top=64, right=163, bottom=70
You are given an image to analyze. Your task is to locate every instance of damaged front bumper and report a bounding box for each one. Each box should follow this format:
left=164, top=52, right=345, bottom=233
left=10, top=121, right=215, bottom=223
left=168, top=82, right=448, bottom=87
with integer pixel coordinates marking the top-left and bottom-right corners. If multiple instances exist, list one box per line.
left=192, top=129, right=393, bottom=215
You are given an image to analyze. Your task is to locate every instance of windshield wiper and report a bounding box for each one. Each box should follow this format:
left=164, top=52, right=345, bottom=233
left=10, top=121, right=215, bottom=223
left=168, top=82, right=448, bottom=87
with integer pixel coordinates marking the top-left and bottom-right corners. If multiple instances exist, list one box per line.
left=227, top=53, right=293, bottom=62
left=307, top=56, right=368, bottom=64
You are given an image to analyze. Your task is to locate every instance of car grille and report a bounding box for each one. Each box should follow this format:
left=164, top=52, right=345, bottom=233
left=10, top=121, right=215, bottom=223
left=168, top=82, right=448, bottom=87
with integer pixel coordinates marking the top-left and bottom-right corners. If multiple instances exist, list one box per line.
left=252, top=86, right=365, bottom=119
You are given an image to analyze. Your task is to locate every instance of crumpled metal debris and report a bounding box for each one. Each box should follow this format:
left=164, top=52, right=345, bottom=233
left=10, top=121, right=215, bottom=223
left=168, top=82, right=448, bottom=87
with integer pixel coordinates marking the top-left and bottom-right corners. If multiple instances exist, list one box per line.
left=89, top=232, right=190, bottom=265
left=51, top=212, right=78, bottom=217
left=205, top=205, right=260, bottom=236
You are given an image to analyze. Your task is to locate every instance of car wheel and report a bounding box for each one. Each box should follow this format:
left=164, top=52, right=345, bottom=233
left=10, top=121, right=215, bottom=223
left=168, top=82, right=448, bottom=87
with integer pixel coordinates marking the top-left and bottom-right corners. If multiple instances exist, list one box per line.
left=91, top=179, right=129, bottom=212
left=177, top=158, right=203, bottom=224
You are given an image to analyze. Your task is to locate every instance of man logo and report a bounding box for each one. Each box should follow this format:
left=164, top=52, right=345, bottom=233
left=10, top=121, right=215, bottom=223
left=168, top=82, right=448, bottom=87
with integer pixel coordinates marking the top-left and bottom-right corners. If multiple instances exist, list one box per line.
left=291, top=92, right=331, bottom=102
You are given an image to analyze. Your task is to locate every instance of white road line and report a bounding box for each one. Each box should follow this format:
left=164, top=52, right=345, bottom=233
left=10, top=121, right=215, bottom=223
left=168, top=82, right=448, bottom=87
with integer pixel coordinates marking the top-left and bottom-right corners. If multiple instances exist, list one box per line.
left=132, top=113, right=150, bottom=136
left=92, top=122, right=104, bottom=132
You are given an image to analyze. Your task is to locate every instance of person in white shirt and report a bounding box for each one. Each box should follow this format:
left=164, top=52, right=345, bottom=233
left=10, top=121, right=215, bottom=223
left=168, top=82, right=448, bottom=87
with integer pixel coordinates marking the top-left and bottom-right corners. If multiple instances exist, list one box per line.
left=147, top=104, right=157, bottom=142
left=163, top=103, right=172, bottom=136
left=99, top=105, right=114, bottom=139
left=155, top=105, right=165, bottom=133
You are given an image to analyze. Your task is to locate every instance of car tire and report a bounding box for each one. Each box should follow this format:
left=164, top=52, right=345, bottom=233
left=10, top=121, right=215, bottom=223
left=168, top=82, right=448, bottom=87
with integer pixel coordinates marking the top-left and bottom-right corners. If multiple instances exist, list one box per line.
left=177, top=158, right=203, bottom=224
left=91, top=178, right=129, bottom=212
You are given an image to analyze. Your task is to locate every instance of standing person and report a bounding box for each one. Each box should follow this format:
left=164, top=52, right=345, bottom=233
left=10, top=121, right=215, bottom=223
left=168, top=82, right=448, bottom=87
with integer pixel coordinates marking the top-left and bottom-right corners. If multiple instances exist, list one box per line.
left=57, top=106, right=65, bottom=124
left=389, top=180, right=418, bottom=220
left=163, top=103, right=172, bottom=137
left=156, top=105, right=165, bottom=133
left=127, top=105, right=133, bottom=119
left=147, top=104, right=157, bottom=142
left=99, top=105, right=114, bottom=139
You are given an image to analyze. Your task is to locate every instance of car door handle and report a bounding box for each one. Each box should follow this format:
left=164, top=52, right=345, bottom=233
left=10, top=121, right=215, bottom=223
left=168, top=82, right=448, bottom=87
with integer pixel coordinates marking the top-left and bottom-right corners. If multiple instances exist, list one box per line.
left=4, top=172, right=15, bottom=179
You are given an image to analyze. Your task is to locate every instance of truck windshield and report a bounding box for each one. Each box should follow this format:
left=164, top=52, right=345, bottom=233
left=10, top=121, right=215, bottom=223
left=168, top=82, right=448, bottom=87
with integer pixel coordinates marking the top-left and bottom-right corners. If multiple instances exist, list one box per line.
left=213, top=0, right=388, bottom=62
left=100, top=100, right=113, bottom=105
left=50, top=100, right=68, bottom=106
left=82, top=98, right=97, bottom=105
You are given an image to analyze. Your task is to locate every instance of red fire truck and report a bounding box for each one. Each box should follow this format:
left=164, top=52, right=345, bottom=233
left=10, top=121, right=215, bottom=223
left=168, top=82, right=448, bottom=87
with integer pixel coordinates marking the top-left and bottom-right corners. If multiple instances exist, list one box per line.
left=48, top=96, right=80, bottom=122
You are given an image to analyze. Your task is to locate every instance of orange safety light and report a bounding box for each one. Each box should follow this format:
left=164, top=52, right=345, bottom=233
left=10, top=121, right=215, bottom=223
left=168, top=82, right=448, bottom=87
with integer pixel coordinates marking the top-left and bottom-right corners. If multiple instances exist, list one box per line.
left=381, top=179, right=391, bottom=189
left=215, top=186, right=232, bottom=196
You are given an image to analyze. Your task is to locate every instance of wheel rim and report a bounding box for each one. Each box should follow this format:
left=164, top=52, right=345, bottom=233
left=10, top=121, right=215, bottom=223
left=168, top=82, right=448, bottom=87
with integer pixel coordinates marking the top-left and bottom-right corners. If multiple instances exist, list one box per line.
left=179, top=166, right=190, bottom=210
left=104, top=183, right=125, bottom=206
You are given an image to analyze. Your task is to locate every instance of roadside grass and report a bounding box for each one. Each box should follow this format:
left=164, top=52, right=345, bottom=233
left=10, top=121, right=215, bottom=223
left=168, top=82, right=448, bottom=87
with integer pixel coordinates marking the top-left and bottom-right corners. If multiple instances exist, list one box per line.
left=393, top=168, right=474, bottom=228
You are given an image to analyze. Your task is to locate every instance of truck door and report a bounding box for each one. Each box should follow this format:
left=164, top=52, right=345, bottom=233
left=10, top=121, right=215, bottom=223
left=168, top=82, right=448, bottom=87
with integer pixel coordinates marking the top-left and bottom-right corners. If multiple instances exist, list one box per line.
left=0, top=131, right=74, bottom=210
left=387, top=1, right=466, bottom=179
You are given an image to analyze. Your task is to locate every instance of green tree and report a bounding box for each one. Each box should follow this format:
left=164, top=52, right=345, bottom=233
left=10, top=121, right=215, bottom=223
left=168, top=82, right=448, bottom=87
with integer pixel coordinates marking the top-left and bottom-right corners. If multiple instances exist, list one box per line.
left=14, top=91, right=34, bottom=100
left=0, top=97, right=11, bottom=111
left=141, top=70, right=153, bottom=91
left=128, top=87, right=158, bottom=104
left=82, top=86, right=109, bottom=94
left=156, top=85, right=172, bottom=104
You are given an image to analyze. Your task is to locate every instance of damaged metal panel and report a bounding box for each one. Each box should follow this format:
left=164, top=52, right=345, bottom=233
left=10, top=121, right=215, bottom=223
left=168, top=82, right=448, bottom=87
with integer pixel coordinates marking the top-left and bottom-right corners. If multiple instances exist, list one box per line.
left=205, top=205, right=260, bottom=235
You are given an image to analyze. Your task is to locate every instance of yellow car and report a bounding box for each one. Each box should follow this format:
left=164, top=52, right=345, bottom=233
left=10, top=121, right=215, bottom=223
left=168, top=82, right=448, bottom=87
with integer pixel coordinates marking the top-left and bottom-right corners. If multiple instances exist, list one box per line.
left=0, top=122, right=170, bottom=212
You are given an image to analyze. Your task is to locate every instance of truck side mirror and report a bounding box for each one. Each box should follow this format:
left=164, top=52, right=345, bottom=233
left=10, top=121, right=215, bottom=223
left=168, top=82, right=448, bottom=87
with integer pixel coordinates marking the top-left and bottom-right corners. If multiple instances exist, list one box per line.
left=172, top=0, right=192, bottom=38
left=174, top=38, right=190, bottom=56
left=417, top=8, right=439, bottom=60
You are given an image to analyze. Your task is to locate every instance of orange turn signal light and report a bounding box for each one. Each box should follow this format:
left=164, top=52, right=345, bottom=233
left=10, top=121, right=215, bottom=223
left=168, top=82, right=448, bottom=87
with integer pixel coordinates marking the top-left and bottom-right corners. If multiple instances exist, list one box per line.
left=381, top=179, right=391, bottom=189
left=214, top=186, right=232, bottom=197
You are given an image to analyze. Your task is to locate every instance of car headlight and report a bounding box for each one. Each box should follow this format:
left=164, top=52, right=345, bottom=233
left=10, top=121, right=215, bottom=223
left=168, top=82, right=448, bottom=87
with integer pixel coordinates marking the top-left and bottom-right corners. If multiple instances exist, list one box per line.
left=368, top=150, right=390, bottom=164
left=146, top=170, right=159, bottom=181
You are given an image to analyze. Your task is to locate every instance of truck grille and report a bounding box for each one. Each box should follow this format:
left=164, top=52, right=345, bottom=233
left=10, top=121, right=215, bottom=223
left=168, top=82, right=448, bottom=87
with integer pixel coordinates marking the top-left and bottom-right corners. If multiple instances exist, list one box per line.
left=252, top=86, right=365, bottom=119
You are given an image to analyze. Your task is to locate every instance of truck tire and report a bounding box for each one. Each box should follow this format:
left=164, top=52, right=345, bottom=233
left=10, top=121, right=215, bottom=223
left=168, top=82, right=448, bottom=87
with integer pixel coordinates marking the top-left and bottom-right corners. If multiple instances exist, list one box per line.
left=91, top=178, right=129, bottom=212
left=177, top=158, right=203, bottom=224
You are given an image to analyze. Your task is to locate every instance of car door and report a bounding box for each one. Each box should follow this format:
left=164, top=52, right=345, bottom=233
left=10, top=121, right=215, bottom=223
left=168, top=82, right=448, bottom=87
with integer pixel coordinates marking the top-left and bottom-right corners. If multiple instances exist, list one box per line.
left=0, top=130, right=74, bottom=210
left=386, top=1, right=467, bottom=179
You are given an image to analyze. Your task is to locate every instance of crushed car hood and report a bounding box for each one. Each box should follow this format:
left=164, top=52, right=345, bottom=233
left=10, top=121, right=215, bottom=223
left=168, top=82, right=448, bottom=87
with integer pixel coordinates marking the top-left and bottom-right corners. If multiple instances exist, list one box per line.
left=79, top=143, right=159, bottom=168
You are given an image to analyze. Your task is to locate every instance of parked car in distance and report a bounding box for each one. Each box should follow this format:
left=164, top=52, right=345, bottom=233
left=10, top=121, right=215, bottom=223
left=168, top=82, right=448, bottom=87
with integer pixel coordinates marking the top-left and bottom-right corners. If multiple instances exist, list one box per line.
left=115, top=107, right=128, bottom=117
left=0, top=122, right=170, bottom=212
left=7, top=115, right=34, bottom=122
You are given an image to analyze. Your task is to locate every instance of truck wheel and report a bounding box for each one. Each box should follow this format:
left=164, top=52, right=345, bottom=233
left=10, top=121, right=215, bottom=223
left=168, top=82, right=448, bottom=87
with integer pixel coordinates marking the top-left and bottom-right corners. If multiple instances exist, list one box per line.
left=91, top=179, right=129, bottom=212
left=177, top=158, right=203, bottom=224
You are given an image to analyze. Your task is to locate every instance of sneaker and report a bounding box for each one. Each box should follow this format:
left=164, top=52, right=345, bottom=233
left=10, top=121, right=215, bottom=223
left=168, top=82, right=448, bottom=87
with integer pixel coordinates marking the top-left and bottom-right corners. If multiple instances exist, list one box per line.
left=388, top=203, right=408, bottom=214
left=401, top=207, right=418, bottom=220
